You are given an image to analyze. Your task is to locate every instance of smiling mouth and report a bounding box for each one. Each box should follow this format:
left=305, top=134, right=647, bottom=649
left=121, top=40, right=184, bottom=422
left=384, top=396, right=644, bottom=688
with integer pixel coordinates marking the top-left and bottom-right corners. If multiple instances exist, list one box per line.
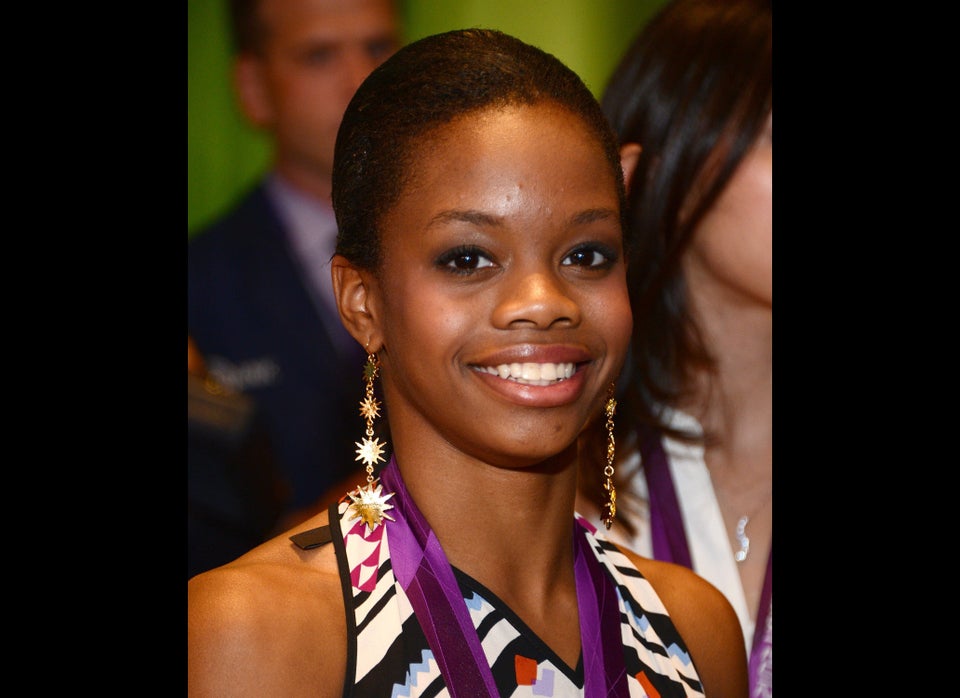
left=473, top=362, right=576, bottom=386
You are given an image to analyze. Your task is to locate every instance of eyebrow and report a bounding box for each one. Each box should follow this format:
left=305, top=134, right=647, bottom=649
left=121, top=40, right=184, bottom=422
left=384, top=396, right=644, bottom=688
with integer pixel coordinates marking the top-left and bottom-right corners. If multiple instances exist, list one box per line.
left=571, top=208, right=619, bottom=225
left=428, top=210, right=500, bottom=228
left=427, top=208, right=618, bottom=228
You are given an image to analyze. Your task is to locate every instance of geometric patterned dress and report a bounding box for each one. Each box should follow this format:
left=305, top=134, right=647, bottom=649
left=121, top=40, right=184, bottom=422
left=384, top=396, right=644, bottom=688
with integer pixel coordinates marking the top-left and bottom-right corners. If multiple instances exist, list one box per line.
left=300, top=499, right=709, bottom=697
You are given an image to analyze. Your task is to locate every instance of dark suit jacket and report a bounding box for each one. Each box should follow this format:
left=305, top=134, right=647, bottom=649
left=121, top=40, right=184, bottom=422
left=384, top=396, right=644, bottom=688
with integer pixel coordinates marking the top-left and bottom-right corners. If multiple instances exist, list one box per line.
left=188, top=183, right=364, bottom=519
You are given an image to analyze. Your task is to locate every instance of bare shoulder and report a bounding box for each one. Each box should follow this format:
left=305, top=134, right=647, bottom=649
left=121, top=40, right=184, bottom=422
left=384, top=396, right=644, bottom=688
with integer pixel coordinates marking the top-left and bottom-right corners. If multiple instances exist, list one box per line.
left=619, top=546, right=749, bottom=698
left=188, top=513, right=347, bottom=698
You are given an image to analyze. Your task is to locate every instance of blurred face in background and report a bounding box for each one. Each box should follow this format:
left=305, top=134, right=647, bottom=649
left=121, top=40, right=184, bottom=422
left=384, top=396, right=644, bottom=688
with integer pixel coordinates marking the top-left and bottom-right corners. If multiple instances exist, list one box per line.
left=683, top=111, right=772, bottom=310
left=235, top=0, right=401, bottom=194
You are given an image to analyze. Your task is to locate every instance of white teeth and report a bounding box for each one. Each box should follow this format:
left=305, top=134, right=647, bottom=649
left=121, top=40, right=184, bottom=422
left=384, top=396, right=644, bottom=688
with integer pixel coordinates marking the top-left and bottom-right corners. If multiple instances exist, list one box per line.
left=479, top=362, right=575, bottom=386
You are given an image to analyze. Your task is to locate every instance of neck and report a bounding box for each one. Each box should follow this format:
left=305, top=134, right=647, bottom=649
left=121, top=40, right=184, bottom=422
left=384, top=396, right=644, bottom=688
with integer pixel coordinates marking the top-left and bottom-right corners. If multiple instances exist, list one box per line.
left=680, top=289, right=771, bottom=466
left=393, top=441, right=581, bottom=580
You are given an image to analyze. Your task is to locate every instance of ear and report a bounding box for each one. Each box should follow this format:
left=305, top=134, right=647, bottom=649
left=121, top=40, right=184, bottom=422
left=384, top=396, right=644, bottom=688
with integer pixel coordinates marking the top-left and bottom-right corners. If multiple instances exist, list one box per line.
left=233, top=54, right=274, bottom=128
left=619, top=142, right=643, bottom=193
left=331, top=255, right=384, bottom=353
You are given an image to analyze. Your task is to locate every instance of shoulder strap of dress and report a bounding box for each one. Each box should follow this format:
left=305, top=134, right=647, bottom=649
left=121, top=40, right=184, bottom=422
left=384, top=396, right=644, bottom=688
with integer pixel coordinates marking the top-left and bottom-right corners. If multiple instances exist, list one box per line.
left=289, top=524, right=333, bottom=549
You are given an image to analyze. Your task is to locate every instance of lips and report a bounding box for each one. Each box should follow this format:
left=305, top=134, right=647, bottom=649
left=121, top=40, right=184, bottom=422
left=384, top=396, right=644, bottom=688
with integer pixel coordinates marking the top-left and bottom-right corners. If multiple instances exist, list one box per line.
left=472, top=362, right=576, bottom=386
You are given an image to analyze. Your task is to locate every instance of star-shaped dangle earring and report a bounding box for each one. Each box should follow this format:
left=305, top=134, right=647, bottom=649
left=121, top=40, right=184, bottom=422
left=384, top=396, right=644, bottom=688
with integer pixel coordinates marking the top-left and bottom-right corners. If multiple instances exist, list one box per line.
left=347, top=352, right=395, bottom=531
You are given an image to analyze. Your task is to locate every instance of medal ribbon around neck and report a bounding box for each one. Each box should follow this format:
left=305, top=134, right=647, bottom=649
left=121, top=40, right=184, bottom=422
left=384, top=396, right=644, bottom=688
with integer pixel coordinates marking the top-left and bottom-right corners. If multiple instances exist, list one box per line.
left=378, top=456, right=629, bottom=698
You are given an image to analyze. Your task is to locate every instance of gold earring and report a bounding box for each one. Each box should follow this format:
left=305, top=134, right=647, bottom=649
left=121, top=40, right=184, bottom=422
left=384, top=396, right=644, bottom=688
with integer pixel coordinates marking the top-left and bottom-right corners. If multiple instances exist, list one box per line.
left=601, top=382, right=617, bottom=530
left=347, top=352, right=395, bottom=531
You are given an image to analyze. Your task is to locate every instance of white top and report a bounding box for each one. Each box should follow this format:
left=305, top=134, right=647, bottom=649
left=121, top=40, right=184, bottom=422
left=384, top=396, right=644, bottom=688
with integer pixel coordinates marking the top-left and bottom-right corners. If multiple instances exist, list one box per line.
left=600, top=409, right=755, bottom=655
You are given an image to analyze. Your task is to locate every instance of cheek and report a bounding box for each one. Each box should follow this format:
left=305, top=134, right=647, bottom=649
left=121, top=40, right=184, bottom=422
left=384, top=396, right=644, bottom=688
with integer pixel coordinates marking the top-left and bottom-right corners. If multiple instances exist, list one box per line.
left=587, top=280, right=633, bottom=365
left=730, top=157, right=772, bottom=236
left=275, top=76, right=340, bottom=124
left=381, top=278, right=474, bottom=356
left=690, top=159, right=772, bottom=300
left=710, top=148, right=770, bottom=224
left=693, top=217, right=770, bottom=293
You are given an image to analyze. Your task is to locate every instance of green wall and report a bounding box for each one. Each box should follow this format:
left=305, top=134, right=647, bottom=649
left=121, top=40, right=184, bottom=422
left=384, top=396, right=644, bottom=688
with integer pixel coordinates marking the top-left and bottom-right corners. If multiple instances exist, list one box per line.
left=187, top=0, right=668, bottom=237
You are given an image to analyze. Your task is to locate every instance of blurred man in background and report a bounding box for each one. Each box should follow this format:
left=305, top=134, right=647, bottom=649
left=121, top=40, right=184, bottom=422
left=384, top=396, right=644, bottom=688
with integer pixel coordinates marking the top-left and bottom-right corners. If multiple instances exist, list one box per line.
left=188, top=0, right=403, bottom=537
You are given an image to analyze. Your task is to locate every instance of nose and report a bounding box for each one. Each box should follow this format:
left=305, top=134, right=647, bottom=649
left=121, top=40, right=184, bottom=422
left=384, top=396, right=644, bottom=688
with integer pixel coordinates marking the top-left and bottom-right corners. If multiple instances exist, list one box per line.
left=491, top=270, right=581, bottom=329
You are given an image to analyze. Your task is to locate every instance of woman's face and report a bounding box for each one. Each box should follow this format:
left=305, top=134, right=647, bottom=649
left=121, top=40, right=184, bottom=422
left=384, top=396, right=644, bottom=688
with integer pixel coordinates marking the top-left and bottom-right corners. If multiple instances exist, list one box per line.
left=369, top=102, right=631, bottom=466
left=684, top=111, right=773, bottom=309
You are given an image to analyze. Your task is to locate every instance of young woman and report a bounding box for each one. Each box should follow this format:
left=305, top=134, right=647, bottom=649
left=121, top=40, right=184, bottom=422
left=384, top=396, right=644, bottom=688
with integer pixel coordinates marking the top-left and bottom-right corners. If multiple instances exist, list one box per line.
left=577, top=1, right=772, bottom=695
left=189, top=28, right=747, bottom=697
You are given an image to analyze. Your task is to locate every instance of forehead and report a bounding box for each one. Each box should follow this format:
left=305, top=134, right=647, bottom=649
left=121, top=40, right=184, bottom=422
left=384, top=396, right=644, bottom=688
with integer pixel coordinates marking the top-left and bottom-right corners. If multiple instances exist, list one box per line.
left=416, top=102, right=610, bottom=189
left=382, top=102, right=618, bottom=236
left=260, top=0, right=398, bottom=41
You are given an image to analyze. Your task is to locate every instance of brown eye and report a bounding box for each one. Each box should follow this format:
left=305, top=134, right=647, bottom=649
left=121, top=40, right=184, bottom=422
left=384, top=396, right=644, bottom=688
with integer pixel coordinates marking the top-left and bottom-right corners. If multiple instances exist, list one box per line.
left=562, top=244, right=617, bottom=269
left=435, top=246, right=495, bottom=274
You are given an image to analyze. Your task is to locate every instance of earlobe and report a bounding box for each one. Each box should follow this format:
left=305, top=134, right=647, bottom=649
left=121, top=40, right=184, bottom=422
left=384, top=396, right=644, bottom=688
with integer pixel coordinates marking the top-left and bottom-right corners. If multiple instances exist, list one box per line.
left=619, top=143, right=643, bottom=193
left=233, top=55, right=273, bottom=127
left=331, top=255, right=382, bottom=352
